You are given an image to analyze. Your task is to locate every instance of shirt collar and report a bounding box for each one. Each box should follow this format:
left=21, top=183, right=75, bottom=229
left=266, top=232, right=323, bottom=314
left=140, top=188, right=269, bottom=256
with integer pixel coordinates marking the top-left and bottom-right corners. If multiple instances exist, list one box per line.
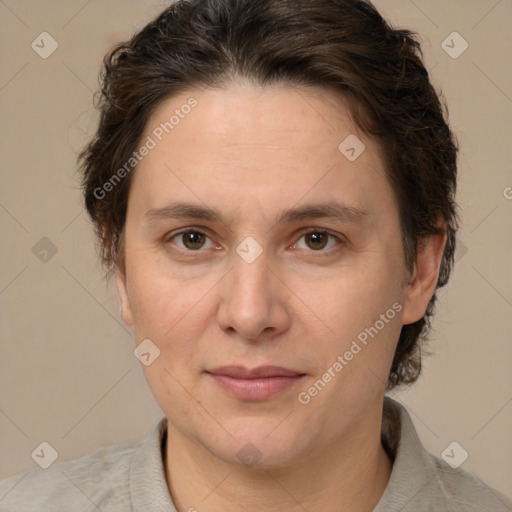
left=374, top=396, right=438, bottom=511
left=130, top=416, right=177, bottom=512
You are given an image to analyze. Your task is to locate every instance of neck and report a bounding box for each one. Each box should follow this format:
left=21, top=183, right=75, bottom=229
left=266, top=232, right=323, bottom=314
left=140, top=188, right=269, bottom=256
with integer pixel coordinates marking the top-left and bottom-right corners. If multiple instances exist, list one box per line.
left=165, top=400, right=392, bottom=512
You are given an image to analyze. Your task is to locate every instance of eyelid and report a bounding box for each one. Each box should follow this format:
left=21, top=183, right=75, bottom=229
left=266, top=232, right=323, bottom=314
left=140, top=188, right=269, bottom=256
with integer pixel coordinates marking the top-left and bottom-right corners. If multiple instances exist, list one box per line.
left=165, top=225, right=212, bottom=238
left=295, top=226, right=344, bottom=241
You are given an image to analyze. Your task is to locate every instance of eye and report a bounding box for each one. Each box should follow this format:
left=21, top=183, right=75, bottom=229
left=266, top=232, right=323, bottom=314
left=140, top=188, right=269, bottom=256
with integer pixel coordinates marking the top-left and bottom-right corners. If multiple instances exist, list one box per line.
left=170, top=230, right=214, bottom=251
left=294, top=230, right=340, bottom=251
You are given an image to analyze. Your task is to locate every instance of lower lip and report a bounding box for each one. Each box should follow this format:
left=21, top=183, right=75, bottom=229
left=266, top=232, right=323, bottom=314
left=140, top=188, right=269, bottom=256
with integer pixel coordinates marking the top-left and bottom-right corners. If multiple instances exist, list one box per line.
left=207, top=374, right=304, bottom=400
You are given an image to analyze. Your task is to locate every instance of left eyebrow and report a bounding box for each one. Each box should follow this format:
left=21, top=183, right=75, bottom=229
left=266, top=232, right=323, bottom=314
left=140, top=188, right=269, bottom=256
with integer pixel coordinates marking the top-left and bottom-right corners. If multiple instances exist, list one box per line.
left=275, top=201, right=370, bottom=226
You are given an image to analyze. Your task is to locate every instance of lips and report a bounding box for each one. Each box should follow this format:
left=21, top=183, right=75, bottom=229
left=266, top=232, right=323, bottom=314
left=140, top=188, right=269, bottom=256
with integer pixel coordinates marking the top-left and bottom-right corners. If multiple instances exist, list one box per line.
left=208, top=365, right=303, bottom=379
left=206, top=366, right=305, bottom=400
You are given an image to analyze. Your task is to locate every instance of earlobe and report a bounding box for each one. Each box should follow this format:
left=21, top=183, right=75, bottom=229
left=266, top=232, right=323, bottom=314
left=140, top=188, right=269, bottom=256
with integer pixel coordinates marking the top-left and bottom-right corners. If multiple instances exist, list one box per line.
left=115, top=268, right=134, bottom=326
left=401, top=227, right=447, bottom=326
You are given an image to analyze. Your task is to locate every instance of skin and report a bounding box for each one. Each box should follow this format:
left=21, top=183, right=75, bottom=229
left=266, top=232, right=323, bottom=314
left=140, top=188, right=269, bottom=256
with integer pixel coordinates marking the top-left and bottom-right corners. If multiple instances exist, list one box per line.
left=116, top=81, right=446, bottom=512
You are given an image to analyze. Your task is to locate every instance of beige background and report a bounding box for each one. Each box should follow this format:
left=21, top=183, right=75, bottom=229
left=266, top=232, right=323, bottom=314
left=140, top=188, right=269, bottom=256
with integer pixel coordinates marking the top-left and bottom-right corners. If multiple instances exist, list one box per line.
left=0, top=0, right=511, bottom=498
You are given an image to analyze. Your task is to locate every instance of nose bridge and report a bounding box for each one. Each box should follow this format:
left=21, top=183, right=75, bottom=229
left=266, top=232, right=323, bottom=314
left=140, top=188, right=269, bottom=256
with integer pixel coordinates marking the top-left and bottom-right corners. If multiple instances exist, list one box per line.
left=229, top=253, right=272, bottom=311
left=230, top=233, right=271, bottom=294
left=217, top=249, right=290, bottom=340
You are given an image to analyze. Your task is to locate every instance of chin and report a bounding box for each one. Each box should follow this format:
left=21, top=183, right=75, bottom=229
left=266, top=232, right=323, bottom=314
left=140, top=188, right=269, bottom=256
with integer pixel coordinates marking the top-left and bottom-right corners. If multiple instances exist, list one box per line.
left=202, top=416, right=309, bottom=469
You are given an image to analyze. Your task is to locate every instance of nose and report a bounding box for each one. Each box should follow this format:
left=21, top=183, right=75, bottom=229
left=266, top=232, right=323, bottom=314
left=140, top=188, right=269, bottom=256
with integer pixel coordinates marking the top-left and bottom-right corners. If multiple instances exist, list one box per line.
left=216, top=255, right=292, bottom=342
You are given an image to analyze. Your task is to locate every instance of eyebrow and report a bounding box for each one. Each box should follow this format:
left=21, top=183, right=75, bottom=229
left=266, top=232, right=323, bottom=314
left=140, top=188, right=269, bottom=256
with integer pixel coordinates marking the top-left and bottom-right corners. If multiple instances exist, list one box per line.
left=143, top=200, right=369, bottom=227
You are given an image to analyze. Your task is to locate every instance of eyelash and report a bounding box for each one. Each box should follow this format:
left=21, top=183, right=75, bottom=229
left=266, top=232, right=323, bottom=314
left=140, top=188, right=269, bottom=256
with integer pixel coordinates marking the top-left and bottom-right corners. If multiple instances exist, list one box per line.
left=165, top=227, right=344, bottom=255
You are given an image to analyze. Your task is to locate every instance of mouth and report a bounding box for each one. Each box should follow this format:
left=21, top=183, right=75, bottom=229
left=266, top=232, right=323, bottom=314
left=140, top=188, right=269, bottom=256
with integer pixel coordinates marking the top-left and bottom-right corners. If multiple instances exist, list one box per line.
left=205, top=365, right=306, bottom=401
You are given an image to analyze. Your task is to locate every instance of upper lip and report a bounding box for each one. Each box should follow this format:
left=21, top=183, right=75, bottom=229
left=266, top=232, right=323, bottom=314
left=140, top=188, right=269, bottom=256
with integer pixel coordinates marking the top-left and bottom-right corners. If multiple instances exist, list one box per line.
left=207, top=366, right=304, bottom=379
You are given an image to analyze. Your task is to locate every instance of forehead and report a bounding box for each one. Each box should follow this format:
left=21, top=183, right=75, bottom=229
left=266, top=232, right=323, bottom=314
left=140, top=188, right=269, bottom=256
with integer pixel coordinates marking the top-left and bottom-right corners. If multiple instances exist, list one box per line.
left=128, top=82, right=392, bottom=219
left=146, top=83, right=359, bottom=150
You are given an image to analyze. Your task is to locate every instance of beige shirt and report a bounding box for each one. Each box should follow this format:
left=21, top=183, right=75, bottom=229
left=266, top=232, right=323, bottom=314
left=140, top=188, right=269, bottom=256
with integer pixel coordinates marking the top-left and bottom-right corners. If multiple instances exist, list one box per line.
left=1, top=397, right=510, bottom=511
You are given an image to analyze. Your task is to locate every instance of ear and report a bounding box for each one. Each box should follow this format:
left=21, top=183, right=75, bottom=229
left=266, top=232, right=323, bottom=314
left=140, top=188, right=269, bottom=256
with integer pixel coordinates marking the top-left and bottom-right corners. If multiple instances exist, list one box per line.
left=115, top=266, right=134, bottom=326
left=401, top=220, right=447, bottom=325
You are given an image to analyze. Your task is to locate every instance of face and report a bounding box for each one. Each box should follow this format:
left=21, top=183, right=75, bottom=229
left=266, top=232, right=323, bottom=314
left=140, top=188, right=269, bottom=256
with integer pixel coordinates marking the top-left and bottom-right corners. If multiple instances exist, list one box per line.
left=116, top=82, right=439, bottom=468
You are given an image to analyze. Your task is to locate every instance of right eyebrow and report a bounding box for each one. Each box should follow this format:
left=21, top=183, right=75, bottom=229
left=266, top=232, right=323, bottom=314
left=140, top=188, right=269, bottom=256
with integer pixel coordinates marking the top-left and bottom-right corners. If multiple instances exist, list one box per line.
left=143, top=202, right=226, bottom=224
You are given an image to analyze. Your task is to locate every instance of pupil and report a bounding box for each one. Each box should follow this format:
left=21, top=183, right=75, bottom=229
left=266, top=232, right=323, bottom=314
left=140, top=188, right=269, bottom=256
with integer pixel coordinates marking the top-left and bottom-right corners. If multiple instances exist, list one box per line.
left=184, top=231, right=205, bottom=249
left=306, top=232, right=328, bottom=250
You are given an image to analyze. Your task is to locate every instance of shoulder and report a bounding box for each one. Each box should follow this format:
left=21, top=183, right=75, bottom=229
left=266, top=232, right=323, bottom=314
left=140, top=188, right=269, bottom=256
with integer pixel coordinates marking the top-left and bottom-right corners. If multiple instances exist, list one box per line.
left=0, top=440, right=139, bottom=512
left=377, top=398, right=512, bottom=511
left=426, top=454, right=512, bottom=511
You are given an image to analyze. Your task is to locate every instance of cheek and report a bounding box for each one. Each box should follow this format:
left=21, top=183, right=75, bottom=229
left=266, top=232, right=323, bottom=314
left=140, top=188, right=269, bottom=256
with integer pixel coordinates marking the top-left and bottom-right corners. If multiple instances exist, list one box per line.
left=127, top=257, right=206, bottom=333
left=127, top=261, right=221, bottom=373
left=128, top=267, right=215, bottom=413
left=299, top=263, right=402, bottom=337
left=296, top=280, right=402, bottom=415
left=289, top=257, right=404, bottom=390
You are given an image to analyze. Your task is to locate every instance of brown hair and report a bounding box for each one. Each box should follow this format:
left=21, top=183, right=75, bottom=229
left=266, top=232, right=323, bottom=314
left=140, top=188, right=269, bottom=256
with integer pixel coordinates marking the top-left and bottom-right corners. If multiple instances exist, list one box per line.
left=78, top=0, right=459, bottom=389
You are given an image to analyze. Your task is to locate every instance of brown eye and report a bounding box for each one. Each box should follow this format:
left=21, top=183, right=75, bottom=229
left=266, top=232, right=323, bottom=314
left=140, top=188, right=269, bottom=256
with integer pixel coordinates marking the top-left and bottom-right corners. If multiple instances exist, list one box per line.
left=173, top=230, right=212, bottom=250
left=304, top=232, right=329, bottom=250
left=182, top=231, right=206, bottom=250
left=294, top=231, right=340, bottom=252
